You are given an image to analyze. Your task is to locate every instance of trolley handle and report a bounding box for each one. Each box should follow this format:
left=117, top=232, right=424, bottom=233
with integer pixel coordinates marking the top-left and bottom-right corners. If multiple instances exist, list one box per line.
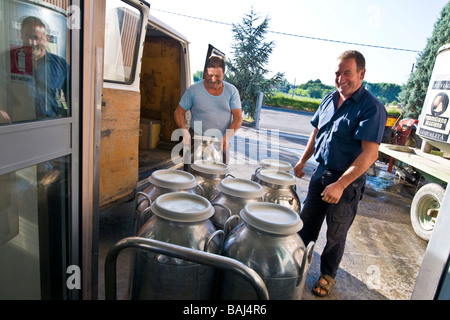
left=105, top=236, right=269, bottom=300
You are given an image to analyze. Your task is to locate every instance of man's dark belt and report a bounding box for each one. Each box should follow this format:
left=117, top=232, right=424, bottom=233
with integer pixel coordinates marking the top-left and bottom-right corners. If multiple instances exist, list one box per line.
left=324, top=166, right=345, bottom=176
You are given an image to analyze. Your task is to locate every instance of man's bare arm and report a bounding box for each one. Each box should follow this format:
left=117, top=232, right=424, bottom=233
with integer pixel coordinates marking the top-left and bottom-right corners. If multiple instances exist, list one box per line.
left=294, top=128, right=318, bottom=178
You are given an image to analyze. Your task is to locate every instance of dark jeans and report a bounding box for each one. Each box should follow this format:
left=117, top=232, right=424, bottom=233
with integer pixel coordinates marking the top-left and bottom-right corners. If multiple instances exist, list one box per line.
left=299, top=164, right=366, bottom=278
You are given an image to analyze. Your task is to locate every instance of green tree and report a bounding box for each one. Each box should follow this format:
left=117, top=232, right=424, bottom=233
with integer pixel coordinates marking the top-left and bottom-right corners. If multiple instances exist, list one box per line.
left=225, top=8, right=284, bottom=119
left=399, top=2, right=450, bottom=118
left=294, top=79, right=334, bottom=99
left=193, top=70, right=203, bottom=82
left=365, top=82, right=402, bottom=104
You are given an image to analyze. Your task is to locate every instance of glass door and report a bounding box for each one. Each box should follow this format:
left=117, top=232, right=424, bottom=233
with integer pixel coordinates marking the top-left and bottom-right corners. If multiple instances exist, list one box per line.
left=0, top=0, right=78, bottom=299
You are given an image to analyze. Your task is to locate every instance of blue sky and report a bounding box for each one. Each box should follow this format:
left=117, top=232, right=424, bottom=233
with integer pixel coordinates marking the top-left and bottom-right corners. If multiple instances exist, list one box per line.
left=148, top=0, right=448, bottom=86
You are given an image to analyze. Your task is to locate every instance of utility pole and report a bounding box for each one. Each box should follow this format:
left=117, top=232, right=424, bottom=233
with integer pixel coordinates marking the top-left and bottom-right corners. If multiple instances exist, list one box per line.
left=291, top=78, right=296, bottom=97
left=254, top=92, right=264, bottom=130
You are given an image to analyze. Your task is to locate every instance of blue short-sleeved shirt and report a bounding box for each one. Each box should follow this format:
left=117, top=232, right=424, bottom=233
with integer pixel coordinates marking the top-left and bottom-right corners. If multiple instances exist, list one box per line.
left=179, top=80, right=241, bottom=136
left=0, top=50, right=69, bottom=121
left=34, top=52, right=70, bottom=118
left=311, top=85, right=387, bottom=172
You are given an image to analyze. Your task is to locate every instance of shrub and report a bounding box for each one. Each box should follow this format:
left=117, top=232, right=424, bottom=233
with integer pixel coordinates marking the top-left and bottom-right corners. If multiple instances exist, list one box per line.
left=264, top=93, right=321, bottom=112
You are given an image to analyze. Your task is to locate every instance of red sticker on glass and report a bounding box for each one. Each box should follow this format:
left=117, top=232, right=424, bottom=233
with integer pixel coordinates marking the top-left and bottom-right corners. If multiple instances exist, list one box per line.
left=10, top=45, right=33, bottom=75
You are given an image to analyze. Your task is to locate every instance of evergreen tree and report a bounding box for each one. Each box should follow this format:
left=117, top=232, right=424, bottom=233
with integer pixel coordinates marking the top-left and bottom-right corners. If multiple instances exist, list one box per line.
left=399, top=2, right=450, bottom=118
left=225, top=8, right=284, bottom=119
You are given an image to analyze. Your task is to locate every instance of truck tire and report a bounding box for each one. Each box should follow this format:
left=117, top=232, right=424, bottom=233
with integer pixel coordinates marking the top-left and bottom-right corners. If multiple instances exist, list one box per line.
left=410, top=183, right=445, bottom=241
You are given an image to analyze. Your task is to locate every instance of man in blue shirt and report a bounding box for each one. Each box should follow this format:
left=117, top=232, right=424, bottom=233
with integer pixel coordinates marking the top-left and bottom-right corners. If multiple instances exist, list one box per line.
left=294, top=50, right=387, bottom=297
left=0, top=16, right=69, bottom=124
left=21, top=16, right=69, bottom=119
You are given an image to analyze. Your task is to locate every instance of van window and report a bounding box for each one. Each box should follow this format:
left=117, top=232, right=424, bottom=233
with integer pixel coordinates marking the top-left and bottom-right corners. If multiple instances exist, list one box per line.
left=104, top=0, right=142, bottom=84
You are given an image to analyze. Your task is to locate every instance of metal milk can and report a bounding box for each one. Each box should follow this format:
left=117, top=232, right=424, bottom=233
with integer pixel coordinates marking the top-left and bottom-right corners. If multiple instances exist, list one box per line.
left=252, top=169, right=301, bottom=214
left=130, top=192, right=223, bottom=300
left=210, top=177, right=265, bottom=230
left=133, top=169, right=203, bottom=234
left=219, top=202, right=314, bottom=300
left=190, top=160, right=230, bottom=201
left=258, top=158, right=293, bottom=172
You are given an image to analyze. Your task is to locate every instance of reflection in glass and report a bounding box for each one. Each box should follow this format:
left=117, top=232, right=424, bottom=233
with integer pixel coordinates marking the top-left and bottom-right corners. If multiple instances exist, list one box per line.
left=0, top=0, right=70, bottom=125
left=104, top=0, right=142, bottom=83
left=0, top=156, right=71, bottom=299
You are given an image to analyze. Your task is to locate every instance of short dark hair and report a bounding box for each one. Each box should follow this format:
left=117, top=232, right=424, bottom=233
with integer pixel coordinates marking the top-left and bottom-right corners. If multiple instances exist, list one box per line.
left=206, top=55, right=225, bottom=72
left=338, top=50, right=365, bottom=71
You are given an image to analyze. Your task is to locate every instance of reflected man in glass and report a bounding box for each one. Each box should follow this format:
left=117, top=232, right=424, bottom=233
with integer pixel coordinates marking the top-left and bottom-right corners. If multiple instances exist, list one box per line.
left=0, top=16, right=69, bottom=124
left=20, top=16, right=70, bottom=119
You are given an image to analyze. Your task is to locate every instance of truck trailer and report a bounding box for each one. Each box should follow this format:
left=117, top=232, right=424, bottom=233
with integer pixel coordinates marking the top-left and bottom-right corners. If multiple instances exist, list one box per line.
left=378, top=44, right=450, bottom=241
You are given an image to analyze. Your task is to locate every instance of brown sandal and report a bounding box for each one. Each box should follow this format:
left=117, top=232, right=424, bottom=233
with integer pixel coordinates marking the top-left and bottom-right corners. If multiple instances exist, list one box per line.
left=312, top=274, right=336, bottom=297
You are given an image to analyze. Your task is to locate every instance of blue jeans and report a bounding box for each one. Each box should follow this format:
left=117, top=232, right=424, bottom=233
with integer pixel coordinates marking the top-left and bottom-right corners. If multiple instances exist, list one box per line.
left=299, top=164, right=366, bottom=278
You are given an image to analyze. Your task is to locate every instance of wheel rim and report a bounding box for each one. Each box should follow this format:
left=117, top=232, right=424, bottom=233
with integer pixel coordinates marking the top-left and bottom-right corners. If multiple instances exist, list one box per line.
left=417, top=195, right=440, bottom=231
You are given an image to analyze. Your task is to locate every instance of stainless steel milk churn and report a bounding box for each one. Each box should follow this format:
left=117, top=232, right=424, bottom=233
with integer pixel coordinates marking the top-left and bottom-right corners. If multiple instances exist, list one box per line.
left=259, top=158, right=293, bottom=172
left=252, top=169, right=301, bottom=214
left=219, top=202, right=314, bottom=300
left=190, top=160, right=230, bottom=200
left=133, top=169, right=203, bottom=233
left=130, top=192, right=223, bottom=300
left=210, top=177, right=265, bottom=230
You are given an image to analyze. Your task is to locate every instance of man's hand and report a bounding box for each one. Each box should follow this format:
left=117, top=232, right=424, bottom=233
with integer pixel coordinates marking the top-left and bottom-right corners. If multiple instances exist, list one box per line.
left=181, top=128, right=191, bottom=146
left=321, top=181, right=345, bottom=204
left=0, top=110, right=11, bottom=124
left=294, top=129, right=318, bottom=179
left=294, top=160, right=307, bottom=178
left=222, top=136, right=230, bottom=151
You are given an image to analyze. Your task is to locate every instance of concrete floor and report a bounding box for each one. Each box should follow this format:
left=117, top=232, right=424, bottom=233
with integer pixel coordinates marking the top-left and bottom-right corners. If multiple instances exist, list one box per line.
left=97, top=127, right=428, bottom=300
left=303, top=171, right=427, bottom=300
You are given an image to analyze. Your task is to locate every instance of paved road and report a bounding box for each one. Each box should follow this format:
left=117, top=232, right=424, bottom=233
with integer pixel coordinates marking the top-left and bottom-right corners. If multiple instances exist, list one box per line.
left=258, top=106, right=315, bottom=137
left=229, top=106, right=314, bottom=168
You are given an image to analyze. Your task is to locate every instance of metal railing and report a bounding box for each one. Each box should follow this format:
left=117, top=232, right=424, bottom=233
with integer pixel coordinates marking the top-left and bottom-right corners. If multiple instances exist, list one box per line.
left=104, top=236, right=270, bottom=300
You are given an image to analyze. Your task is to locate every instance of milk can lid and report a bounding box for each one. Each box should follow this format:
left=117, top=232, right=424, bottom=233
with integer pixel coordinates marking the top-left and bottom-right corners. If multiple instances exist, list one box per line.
left=217, top=177, right=265, bottom=198
left=150, top=192, right=214, bottom=222
left=148, top=169, right=197, bottom=189
left=257, top=169, right=297, bottom=186
left=191, top=160, right=229, bottom=175
left=260, top=158, right=292, bottom=171
left=241, top=202, right=303, bottom=235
